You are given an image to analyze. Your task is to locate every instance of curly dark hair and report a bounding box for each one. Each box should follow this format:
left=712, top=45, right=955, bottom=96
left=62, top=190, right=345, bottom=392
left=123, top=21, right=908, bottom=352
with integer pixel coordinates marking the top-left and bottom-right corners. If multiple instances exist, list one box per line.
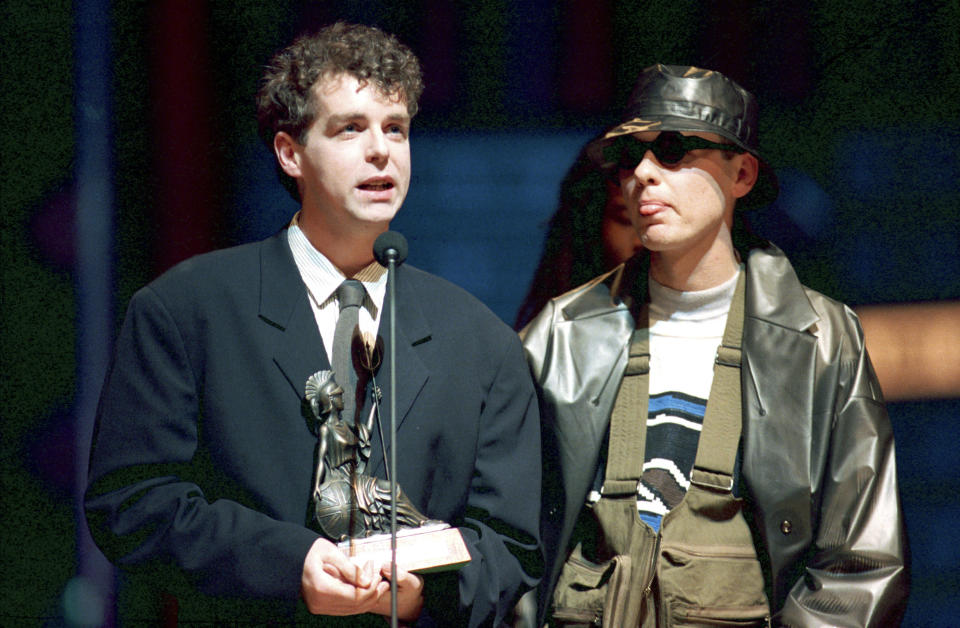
left=256, top=22, right=424, bottom=200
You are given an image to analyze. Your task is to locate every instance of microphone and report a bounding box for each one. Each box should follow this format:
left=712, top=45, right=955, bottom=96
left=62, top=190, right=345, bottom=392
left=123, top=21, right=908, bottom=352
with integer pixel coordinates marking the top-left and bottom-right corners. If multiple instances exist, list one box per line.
left=373, top=231, right=408, bottom=267
left=374, top=230, right=406, bottom=628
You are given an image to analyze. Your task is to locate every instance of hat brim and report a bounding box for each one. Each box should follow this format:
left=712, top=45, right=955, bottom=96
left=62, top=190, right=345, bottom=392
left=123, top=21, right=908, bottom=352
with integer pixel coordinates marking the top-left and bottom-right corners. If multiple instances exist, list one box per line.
left=586, top=115, right=778, bottom=210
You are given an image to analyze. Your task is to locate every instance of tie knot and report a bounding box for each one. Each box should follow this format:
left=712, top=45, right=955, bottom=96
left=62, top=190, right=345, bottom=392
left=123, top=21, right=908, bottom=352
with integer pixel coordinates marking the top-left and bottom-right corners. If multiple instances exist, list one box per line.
left=336, top=279, right=365, bottom=311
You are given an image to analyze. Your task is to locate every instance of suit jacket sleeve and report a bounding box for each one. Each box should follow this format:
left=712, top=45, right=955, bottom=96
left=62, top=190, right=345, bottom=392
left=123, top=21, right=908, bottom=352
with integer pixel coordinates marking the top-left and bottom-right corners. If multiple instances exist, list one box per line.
left=85, top=284, right=318, bottom=601
left=420, top=330, right=544, bottom=627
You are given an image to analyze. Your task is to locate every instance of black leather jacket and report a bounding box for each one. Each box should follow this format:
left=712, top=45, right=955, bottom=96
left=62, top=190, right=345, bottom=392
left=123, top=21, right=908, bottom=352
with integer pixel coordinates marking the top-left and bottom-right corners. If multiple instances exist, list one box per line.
left=522, top=243, right=909, bottom=627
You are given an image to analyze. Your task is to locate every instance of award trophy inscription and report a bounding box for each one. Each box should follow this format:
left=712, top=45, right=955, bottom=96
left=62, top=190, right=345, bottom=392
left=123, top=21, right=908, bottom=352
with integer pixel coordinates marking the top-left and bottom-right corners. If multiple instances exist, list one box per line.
left=304, top=370, right=470, bottom=573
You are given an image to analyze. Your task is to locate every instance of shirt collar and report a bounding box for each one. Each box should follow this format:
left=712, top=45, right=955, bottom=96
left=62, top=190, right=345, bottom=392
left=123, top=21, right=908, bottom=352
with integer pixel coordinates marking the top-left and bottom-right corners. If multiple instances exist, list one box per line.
left=287, top=212, right=387, bottom=317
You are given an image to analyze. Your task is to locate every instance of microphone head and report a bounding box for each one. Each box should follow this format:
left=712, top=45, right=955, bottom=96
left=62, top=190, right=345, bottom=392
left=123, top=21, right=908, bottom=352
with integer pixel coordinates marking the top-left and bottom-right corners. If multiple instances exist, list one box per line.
left=373, top=231, right=408, bottom=266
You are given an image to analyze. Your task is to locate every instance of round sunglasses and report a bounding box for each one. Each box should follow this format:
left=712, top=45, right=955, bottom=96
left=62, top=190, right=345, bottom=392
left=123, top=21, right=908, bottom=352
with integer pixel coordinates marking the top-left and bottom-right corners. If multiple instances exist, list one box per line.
left=603, top=132, right=742, bottom=170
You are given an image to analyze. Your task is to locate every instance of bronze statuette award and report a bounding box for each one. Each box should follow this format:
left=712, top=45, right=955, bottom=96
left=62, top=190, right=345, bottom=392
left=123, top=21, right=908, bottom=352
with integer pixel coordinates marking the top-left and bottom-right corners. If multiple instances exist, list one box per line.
left=304, top=370, right=470, bottom=573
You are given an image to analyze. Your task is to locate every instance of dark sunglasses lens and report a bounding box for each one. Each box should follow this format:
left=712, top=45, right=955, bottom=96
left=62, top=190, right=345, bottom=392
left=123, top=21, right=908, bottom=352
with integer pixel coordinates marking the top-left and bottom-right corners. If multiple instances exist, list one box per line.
left=603, top=137, right=623, bottom=168
left=611, top=137, right=645, bottom=170
left=608, top=133, right=715, bottom=171
left=625, top=140, right=647, bottom=169
left=654, top=133, right=686, bottom=164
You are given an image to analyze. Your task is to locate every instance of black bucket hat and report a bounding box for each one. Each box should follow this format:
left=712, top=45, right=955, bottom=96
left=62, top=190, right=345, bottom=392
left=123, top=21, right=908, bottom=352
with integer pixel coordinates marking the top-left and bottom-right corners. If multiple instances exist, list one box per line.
left=588, top=64, right=778, bottom=209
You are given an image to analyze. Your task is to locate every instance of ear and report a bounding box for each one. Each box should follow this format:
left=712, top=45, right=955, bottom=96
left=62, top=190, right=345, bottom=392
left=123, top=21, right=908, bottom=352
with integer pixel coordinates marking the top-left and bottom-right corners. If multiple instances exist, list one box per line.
left=731, top=152, right=759, bottom=200
left=273, top=131, right=302, bottom=179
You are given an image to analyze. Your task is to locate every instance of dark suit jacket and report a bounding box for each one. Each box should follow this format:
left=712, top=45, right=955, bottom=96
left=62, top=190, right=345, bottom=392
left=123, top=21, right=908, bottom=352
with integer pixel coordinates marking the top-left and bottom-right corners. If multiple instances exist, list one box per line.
left=86, top=230, right=542, bottom=626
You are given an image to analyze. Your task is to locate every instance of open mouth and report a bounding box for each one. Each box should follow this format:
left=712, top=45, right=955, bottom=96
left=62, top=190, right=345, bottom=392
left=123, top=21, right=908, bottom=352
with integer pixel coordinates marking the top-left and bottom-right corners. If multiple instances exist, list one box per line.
left=358, top=181, right=394, bottom=191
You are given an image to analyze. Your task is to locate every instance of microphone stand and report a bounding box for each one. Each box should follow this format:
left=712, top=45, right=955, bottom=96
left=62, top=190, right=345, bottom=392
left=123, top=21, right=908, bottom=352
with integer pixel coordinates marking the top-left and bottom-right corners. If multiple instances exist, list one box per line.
left=386, top=250, right=398, bottom=628
left=374, top=231, right=407, bottom=628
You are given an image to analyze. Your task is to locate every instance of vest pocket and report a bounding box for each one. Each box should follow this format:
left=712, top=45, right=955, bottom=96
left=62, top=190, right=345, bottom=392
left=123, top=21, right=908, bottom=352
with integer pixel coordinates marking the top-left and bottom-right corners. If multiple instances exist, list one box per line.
left=666, top=606, right=769, bottom=627
left=551, top=544, right=630, bottom=626
left=659, top=544, right=769, bottom=627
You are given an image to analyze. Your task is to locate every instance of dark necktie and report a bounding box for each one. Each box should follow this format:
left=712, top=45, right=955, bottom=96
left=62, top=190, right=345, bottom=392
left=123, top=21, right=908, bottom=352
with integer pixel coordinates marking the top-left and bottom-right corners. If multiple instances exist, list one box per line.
left=332, top=279, right=365, bottom=425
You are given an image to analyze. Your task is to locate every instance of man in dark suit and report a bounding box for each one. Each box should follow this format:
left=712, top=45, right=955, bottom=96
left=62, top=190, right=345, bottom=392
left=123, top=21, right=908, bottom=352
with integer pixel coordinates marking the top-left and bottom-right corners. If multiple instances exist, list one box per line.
left=85, top=23, right=541, bottom=626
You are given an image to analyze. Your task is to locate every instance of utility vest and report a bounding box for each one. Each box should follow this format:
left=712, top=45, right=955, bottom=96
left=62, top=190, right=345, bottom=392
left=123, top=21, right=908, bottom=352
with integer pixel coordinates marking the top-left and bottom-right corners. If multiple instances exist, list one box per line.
left=550, top=273, right=771, bottom=627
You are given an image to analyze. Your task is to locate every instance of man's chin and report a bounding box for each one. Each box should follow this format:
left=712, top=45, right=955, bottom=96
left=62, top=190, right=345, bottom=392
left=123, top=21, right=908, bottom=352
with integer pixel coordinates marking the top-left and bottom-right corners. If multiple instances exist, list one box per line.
left=350, top=202, right=402, bottom=226
left=354, top=214, right=399, bottom=237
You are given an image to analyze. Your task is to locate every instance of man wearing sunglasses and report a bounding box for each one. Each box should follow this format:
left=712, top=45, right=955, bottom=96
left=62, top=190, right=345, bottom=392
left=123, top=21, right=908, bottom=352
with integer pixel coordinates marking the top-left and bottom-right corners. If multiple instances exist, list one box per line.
left=522, top=64, right=908, bottom=626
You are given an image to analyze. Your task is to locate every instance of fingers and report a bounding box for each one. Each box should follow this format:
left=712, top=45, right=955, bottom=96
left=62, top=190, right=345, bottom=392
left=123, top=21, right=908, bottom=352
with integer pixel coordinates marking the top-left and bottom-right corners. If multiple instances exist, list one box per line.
left=379, top=563, right=422, bottom=587
left=301, top=538, right=425, bottom=621
left=320, top=545, right=375, bottom=587
left=301, top=538, right=388, bottom=616
left=373, top=563, right=425, bottom=622
left=302, top=569, right=383, bottom=615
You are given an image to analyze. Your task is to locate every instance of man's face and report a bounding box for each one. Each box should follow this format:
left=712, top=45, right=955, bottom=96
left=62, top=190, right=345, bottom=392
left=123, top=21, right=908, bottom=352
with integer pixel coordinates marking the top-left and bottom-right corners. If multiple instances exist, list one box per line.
left=293, top=73, right=411, bottom=233
left=617, top=131, right=754, bottom=258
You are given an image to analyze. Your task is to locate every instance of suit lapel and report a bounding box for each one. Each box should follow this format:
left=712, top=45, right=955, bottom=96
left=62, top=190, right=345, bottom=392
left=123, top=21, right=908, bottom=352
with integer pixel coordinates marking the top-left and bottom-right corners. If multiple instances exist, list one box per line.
left=258, top=231, right=330, bottom=400
left=257, top=234, right=430, bottom=478
left=367, top=265, right=429, bottom=477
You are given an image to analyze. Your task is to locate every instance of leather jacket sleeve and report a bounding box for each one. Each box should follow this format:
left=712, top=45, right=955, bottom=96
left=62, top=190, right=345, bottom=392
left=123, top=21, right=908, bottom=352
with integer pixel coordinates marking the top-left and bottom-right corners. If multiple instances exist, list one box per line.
left=775, top=303, right=909, bottom=627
